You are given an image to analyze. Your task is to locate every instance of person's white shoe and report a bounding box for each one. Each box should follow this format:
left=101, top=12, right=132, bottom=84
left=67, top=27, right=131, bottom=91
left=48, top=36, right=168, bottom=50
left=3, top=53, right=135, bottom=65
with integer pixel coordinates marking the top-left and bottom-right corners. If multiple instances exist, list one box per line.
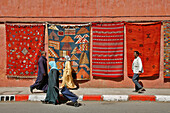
left=138, top=88, right=144, bottom=93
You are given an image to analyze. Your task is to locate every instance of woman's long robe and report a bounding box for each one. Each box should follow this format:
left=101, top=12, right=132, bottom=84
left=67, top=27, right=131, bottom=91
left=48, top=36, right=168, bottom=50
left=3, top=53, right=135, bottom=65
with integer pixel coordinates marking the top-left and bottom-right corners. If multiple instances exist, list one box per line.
left=45, top=69, right=60, bottom=104
left=61, top=61, right=76, bottom=89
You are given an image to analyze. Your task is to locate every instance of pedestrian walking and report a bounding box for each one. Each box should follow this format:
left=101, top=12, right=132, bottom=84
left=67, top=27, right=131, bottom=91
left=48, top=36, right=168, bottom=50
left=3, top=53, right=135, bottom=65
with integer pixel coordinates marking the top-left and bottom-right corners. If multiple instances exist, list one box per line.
left=132, top=51, right=144, bottom=93
left=59, top=86, right=79, bottom=107
left=61, top=55, right=77, bottom=89
left=42, top=61, right=60, bottom=105
left=30, top=51, right=48, bottom=93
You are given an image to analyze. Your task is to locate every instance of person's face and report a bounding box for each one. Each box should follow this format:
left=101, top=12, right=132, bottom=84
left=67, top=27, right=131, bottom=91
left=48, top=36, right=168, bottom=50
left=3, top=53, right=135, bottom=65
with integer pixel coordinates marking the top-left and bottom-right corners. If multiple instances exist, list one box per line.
left=42, top=53, right=46, bottom=57
left=134, top=52, right=137, bottom=57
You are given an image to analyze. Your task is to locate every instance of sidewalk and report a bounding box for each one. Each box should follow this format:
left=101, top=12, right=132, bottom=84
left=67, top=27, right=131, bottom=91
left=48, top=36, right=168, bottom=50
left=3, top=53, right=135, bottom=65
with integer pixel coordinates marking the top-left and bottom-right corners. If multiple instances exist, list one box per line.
left=0, top=87, right=170, bottom=102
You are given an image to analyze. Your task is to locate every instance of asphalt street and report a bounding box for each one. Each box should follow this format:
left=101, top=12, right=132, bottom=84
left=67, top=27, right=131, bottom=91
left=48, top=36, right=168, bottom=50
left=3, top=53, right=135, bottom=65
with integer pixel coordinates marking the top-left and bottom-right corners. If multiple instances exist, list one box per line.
left=0, top=101, right=170, bottom=113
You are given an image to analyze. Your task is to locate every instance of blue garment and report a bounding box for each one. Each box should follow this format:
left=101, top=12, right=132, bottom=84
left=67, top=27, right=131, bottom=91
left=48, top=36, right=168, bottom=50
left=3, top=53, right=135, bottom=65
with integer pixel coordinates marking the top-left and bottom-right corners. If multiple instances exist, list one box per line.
left=30, top=56, right=48, bottom=91
left=61, top=86, right=78, bottom=103
left=132, top=74, right=142, bottom=90
left=49, top=61, right=58, bottom=71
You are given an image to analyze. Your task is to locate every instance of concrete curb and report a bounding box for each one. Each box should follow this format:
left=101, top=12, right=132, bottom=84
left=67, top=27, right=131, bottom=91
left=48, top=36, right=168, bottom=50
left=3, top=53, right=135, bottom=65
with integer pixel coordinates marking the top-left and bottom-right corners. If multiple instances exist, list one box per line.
left=0, top=94, right=170, bottom=102
left=155, top=95, right=170, bottom=102
left=103, top=95, right=128, bottom=101
left=28, top=95, right=46, bottom=101
left=0, top=95, right=15, bottom=101
left=129, top=95, right=156, bottom=101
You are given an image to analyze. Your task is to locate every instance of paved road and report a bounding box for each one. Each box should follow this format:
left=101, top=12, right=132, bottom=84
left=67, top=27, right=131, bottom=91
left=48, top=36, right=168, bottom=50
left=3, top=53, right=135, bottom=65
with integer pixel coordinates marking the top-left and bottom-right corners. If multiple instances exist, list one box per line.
left=0, top=101, right=170, bottom=113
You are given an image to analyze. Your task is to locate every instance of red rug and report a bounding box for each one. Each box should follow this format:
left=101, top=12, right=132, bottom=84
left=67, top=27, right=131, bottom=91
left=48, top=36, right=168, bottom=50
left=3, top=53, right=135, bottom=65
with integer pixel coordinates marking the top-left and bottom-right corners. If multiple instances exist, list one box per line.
left=6, top=24, right=45, bottom=78
left=92, top=22, right=124, bottom=78
left=126, top=22, right=161, bottom=77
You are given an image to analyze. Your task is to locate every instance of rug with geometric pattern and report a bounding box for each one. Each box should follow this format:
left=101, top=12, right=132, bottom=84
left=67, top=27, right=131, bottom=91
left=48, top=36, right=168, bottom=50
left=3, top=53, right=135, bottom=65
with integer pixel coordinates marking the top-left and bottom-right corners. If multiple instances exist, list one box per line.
left=48, top=24, right=90, bottom=80
left=163, top=22, right=170, bottom=78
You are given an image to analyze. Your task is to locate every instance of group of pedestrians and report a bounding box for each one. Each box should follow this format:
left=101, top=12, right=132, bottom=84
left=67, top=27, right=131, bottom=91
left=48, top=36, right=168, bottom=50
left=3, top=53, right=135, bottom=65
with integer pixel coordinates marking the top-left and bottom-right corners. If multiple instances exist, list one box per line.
left=30, top=51, right=79, bottom=106
left=30, top=50, right=145, bottom=106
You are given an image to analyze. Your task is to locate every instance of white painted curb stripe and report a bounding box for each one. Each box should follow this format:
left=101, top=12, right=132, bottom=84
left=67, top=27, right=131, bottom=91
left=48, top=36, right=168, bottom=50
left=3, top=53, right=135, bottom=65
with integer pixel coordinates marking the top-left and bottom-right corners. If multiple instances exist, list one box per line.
left=103, top=95, right=129, bottom=101
left=78, top=95, right=83, bottom=101
left=155, top=95, right=170, bottom=102
left=28, top=95, right=46, bottom=101
left=28, top=95, right=84, bottom=101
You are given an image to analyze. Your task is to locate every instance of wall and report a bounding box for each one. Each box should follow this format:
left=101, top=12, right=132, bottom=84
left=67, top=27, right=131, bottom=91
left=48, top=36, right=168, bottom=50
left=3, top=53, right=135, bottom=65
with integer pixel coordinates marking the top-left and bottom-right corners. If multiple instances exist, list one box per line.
left=0, top=0, right=169, bottom=88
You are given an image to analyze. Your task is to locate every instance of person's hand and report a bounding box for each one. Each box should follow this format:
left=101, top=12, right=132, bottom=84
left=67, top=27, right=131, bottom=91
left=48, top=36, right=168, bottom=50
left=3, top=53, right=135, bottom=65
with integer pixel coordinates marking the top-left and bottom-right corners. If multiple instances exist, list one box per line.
left=138, top=72, right=141, bottom=75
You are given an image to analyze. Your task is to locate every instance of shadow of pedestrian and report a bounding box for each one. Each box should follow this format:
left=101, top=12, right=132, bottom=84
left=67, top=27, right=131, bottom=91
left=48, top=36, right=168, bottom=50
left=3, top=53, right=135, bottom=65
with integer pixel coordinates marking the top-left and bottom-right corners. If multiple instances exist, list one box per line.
left=59, top=94, right=69, bottom=104
left=66, top=102, right=82, bottom=107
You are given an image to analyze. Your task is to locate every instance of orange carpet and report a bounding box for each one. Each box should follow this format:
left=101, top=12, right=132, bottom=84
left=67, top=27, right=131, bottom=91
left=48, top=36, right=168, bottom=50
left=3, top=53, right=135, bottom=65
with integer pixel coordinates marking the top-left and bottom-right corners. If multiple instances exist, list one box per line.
left=126, top=22, right=161, bottom=77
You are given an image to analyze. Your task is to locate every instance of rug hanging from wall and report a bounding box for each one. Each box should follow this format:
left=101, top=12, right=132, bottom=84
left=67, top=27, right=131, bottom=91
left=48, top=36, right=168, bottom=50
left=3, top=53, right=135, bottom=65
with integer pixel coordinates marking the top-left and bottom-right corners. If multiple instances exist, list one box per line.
left=163, top=22, right=170, bottom=78
left=48, top=24, right=90, bottom=80
left=6, top=24, right=45, bottom=78
left=92, top=22, right=124, bottom=78
left=126, top=22, right=161, bottom=77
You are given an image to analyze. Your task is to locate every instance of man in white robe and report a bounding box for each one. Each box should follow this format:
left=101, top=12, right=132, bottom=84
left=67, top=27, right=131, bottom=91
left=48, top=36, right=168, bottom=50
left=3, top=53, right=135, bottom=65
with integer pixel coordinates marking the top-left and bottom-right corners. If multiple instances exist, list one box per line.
left=132, top=51, right=144, bottom=93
